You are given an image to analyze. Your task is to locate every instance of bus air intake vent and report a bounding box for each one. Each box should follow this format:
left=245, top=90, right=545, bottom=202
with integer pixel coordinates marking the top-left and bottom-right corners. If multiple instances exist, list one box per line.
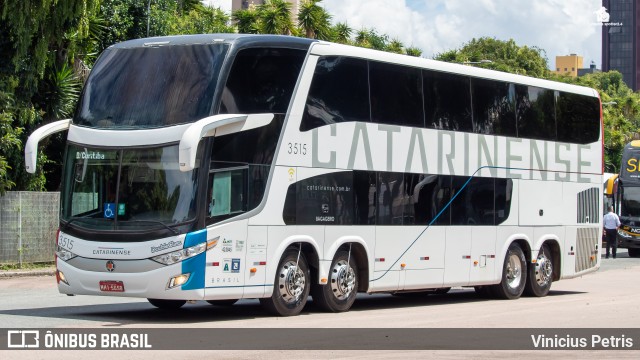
left=576, top=187, right=599, bottom=224
left=575, top=227, right=599, bottom=273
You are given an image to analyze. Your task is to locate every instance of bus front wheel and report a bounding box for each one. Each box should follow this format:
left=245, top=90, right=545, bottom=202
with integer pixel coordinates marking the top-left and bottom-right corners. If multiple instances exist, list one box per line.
left=524, top=244, right=553, bottom=297
left=312, top=250, right=358, bottom=312
left=260, top=249, right=310, bottom=316
left=492, top=243, right=526, bottom=299
left=147, top=298, right=186, bottom=309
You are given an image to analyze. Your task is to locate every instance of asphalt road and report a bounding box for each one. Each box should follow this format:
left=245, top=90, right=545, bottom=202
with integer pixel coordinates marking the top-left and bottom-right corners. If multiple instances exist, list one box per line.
left=1, top=249, right=639, bottom=359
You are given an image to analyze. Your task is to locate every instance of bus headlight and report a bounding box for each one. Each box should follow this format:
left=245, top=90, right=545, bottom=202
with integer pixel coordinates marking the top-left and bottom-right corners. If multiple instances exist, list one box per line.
left=151, top=242, right=208, bottom=265
left=56, top=246, right=77, bottom=262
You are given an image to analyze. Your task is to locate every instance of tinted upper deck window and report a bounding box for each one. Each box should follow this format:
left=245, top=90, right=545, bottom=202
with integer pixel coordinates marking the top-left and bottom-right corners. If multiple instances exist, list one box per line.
left=423, top=70, right=472, bottom=132
left=301, top=57, right=370, bottom=131
left=369, top=62, right=424, bottom=127
left=471, top=78, right=516, bottom=137
left=220, top=47, right=306, bottom=114
left=516, top=85, right=556, bottom=141
left=556, top=92, right=600, bottom=144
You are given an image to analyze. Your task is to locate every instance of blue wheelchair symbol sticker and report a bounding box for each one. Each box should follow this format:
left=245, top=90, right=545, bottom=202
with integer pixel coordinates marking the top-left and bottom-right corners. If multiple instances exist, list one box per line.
left=104, top=203, right=115, bottom=218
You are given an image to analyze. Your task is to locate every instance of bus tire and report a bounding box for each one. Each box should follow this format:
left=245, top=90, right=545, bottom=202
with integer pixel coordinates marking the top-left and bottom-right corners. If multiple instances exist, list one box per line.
left=260, top=249, right=310, bottom=316
left=524, top=244, right=553, bottom=297
left=492, top=243, right=526, bottom=300
left=147, top=298, right=186, bottom=309
left=628, top=248, right=640, bottom=258
left=206, top=299, right=238, bottom=306
left=312, top=250, right=358, bottom=312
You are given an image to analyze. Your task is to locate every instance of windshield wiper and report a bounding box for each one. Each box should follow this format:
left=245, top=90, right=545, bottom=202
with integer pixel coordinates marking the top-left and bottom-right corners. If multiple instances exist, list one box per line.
left=123, top=220, right=179, bottom=234
left=61, top=216, right=110, bottom=230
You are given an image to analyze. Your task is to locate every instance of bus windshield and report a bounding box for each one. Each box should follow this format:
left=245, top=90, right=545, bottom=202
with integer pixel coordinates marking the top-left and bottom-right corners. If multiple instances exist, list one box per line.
left=74, top=43, right=227, bottom=128
left=621, top=186, right=640, bottom=218
left=60, top=144, right=199, bottom=233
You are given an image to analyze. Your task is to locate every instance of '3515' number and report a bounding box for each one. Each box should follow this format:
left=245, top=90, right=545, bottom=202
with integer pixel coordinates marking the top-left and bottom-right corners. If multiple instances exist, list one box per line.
left=287, top=142, right=307, bottom=156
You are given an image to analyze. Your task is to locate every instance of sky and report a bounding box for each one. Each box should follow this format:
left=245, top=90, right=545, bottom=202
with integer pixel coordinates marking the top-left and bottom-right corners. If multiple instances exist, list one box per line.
left=205, top=0, right=604, bottom=69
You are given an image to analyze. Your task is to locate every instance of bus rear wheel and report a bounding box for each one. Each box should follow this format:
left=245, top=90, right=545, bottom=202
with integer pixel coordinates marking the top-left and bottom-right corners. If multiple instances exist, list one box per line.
left=147, top=298, right=186, bottom=309
left=492, top=243, right=526, bottom=299
left=312, top=250, right=358, bottom=312
left=524, top=244, right=553, bottom=297
left=260, top=249, right=310, bottom=316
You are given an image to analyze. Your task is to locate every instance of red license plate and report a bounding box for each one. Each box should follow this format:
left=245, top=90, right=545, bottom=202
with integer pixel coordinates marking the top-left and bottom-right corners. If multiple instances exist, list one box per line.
left=99, top=281, right=125, bottom=292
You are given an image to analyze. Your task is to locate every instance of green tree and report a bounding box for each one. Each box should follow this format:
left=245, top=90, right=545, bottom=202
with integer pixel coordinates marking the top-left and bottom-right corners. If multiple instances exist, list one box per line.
left=331, top=22, right=352, bottom=44
left=404, top=46, right=422, bottom=57
left=434, top=37, right=550, bottom=78
left=1, top=0, right=99, bottom=191
left=257, top=0, right=295, bottom=35
left=386, top=39, right=404, bottom=54
left=0, top=88, right=23, bottom=194
left=298, top=0, right=332, bottom=40
left=233, top=8, right=260, bottom=34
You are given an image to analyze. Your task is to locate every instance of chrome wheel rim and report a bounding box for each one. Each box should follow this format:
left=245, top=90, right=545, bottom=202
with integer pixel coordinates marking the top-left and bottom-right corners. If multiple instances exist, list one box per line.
left=278, top=261, right=306, bottom=304
left=506, top=253, right=523, bottom=289
left=534, top=252, right=553, bottom=287
left=330, top=260, right=356, bottom=300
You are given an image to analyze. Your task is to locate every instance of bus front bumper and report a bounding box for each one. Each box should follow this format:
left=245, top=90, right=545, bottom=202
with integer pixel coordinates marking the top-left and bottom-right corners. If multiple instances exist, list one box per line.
left=55, top=259, right=205, bottom=300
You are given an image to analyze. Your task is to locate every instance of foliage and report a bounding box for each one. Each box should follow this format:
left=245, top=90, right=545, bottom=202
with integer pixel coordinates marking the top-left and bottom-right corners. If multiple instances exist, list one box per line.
left=434, top=37, right=550, bottom=78
left=0, top=88, right=22, bottom=194
left=298, top=0, right=332, bottom=40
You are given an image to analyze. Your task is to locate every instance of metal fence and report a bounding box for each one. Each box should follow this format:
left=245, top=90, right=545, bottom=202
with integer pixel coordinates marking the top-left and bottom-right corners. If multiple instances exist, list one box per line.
left=0, top=191, right=59, bottom=265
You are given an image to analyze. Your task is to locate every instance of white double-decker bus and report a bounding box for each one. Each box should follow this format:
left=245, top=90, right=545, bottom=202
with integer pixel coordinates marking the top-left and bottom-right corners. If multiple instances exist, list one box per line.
left=26, top=34, right=603, bottom=316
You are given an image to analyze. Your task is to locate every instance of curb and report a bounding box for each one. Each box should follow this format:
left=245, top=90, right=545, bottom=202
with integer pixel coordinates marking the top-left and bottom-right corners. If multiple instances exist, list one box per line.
left=0, top=269, right=56, bottom=278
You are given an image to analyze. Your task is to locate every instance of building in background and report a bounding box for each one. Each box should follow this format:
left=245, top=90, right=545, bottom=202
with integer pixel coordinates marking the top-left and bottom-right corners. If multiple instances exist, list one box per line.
left=601, top=0, right=640, bottom=91
left=554, top=54, right=584, bottom=77
left=578, top=61, right=602, bottom=77
left=553, top=55, right=600, bottom=77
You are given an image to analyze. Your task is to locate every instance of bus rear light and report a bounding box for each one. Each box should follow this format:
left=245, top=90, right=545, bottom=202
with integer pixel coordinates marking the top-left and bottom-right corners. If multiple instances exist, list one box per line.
left=167, top=273, right=190, bottom=289
left=57, top=270, right=69, bottom=285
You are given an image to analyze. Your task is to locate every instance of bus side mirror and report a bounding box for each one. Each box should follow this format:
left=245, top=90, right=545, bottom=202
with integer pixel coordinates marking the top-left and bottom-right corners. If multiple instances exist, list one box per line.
left=24, top=119, right=71, bottom=173
left=178, top=113, right=273, bottom=172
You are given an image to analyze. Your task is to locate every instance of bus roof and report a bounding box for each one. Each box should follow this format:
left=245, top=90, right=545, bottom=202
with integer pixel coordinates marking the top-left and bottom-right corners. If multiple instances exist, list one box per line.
left=109, top=34, right=316, bottom=51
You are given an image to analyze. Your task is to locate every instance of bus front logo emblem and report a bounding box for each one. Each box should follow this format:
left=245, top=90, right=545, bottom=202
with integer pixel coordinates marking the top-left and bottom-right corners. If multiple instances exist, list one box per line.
left=106, top=260, right=115, bottom=272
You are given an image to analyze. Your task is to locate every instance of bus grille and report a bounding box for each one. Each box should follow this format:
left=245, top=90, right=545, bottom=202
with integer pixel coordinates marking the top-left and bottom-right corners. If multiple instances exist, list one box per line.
left=576, top=187, right=599, bottom=224
left=575, top=227, right=599, bottom=273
